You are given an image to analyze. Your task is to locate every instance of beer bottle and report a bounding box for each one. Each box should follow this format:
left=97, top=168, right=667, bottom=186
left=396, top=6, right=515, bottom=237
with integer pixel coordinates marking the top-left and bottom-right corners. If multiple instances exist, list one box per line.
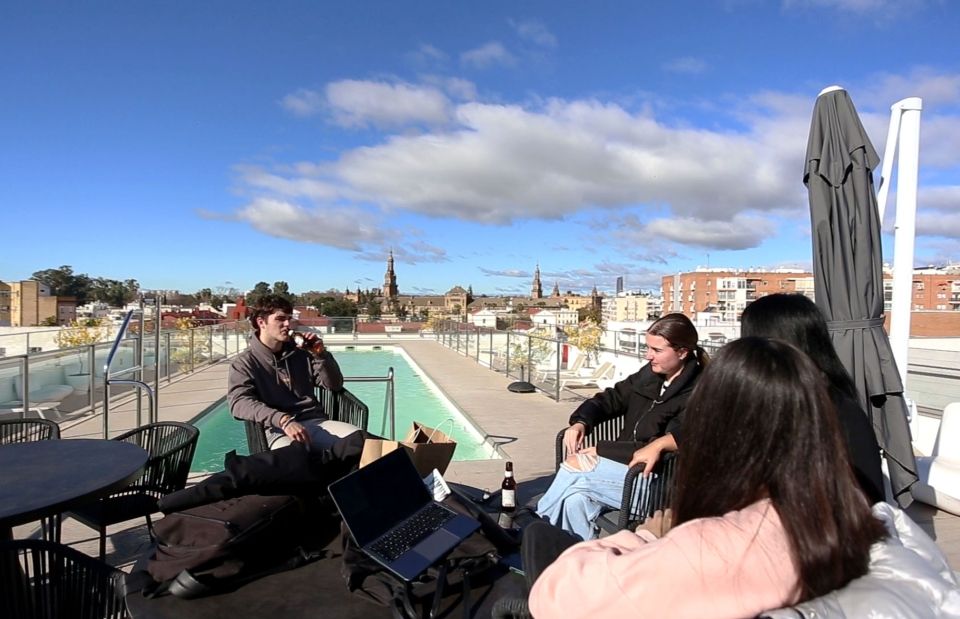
left=290, top=330, right=325, bottom=355
left=498, top=461, right=517, bottom=528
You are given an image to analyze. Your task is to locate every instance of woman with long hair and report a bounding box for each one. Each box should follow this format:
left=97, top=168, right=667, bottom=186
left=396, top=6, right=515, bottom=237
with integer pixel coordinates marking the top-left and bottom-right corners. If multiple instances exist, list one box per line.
left=740, top=293, right=884, bottom=503
left=528, top=337, right=889, bottom=618
left=535, top=313, right=708, bottom=540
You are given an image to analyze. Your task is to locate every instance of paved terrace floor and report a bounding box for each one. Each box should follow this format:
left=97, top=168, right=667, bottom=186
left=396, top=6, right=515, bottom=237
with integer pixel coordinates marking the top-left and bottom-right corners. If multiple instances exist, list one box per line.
left=13, top=336, right=960, bottom=571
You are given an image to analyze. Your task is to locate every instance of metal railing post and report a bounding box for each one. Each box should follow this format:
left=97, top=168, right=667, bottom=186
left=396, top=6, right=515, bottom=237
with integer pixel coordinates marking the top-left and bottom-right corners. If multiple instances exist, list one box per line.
left=86, top=344, right=95, bottom=411
left=154, top=298, right=161, bottom=421
left=505, top=331, right=511, bottom=378
left=387, top=367, right=396, bottom=439
left=165, top=332, right=172, bottom=383
left=526, top=335, right=532, bottom=383
left=17, top=357, right=28, bottom=420
left=189, top=330, right=195, bottom=373
left=555, top=337, right=561, bottom=400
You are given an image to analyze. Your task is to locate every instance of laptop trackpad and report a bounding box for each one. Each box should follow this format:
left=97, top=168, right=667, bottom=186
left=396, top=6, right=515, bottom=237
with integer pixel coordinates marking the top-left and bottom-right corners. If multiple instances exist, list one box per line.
left=413, top=528, right=459, bottom=560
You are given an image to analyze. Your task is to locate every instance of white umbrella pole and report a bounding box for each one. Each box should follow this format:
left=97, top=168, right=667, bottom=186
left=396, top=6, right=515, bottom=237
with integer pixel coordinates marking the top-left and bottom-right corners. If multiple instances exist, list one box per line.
left=886, top=97, right=923, bottom=390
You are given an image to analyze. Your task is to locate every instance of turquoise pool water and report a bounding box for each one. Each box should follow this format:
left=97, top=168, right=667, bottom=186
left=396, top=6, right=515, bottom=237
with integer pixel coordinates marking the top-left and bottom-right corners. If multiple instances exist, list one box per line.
left=191, top=346, right=498, bottom=472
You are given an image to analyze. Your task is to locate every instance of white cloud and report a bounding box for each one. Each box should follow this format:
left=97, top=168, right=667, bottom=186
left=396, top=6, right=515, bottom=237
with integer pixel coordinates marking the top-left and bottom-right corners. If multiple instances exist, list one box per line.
left=662, top=57, right=707, bottom=75
left=508, top=19, right=557, bottom=47
left=235, top=198, right=386, bottom=250
left=782, top=0, right=920, bottom=12
left=336, top=98, right=803, bottom=228
left=644, top=215, right=777, bottom=250
left=862, top=68, right=960, bottom=109
left=249, top=68, right=960, bottom=255
left=236, top=165, right=339, bottom=201
left=916, top=186, right=960, bottom=237
left=356, top=242, right=450, bottom=265
left=443, top=77, right=478, bottom=101
left=325, top=79, right=451, bottom=128
left=479, top=267, right=529, bottom=278
left=280, top=89, right=325, bottom=117
left=461, top=41, right=516, bottom=69
left=409, top=43, right=447, bottom=66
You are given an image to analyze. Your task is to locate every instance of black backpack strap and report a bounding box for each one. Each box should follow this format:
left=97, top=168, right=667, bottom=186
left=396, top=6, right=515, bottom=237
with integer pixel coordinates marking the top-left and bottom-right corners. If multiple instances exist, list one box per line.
left=166, top=546, right=327, bottom=599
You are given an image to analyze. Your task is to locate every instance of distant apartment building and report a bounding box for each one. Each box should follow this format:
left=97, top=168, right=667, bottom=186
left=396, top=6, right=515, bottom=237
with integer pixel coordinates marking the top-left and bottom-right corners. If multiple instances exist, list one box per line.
left=601, top=293, right=654, bottom=324
left=0, top=280, right=76, bottom=326
left=530, top=307, right=579, bottom=328
left=661, top=268, right=813, bottom=322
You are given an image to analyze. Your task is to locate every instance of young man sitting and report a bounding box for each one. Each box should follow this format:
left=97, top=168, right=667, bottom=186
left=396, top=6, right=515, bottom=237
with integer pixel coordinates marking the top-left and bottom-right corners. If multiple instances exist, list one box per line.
left=228, top=294, right=360, bottom=450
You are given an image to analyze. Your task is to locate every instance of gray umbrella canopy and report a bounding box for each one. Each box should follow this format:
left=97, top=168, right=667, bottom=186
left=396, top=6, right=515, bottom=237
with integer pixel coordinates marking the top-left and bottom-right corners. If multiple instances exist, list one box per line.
left=804, top=87, right=918, bottom=506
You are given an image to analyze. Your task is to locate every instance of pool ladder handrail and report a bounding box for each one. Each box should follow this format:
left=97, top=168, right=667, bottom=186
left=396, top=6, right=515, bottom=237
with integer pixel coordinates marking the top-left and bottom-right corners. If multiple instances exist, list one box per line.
left=344, top=367, right=396, bottom=439
left=102, top=299, right=161, bottom=438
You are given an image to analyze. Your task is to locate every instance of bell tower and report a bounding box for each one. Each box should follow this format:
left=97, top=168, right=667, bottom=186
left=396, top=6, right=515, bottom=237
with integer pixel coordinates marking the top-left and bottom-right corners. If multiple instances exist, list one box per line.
left=383, top=250, right=399, bottom=301
left=531, top=263, right=543, bottom=299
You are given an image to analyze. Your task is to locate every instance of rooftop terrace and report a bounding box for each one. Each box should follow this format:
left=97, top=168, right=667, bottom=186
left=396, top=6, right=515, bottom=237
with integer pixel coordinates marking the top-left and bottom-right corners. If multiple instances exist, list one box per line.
left=10, top=335, right=960, bottom=572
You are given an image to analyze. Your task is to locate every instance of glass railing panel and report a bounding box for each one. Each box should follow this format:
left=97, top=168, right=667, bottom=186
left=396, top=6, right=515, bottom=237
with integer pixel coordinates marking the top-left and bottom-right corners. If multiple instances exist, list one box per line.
left=0, top=357, right=26, bottom=413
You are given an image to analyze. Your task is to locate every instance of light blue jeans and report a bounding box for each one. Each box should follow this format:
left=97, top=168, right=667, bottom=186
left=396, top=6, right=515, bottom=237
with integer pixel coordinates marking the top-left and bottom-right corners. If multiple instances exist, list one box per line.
left=267, top=418, right=361, bottom=451
left=537, top=456, right=650, bottom=541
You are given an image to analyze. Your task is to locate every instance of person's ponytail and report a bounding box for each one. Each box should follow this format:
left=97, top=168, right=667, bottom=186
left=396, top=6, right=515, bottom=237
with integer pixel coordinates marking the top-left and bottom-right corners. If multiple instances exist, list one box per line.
left=694, top=345, right=710, bottom=367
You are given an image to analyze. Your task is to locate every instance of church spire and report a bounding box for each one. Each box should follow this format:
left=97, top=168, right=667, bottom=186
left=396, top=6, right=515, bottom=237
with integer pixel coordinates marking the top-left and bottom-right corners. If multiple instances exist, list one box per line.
left=531, top=263, right=543, bottom=299
left=383, top=249, right=399, bottom=302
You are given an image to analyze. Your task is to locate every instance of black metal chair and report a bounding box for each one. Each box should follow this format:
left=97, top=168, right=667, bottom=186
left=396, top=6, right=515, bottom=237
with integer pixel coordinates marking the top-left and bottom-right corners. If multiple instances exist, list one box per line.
left=0, top=418, right=61, bottom=444
left=491, top=597, right=533, bottom=619
left=67, top=421, right=199, bottom=561
left=242, top=387, right=370, bottom=454
left=553, top=418, right=678, bottom=534
left=0, top=538, right=127, bottom=619
left=1, top=419, right=62, bottom=541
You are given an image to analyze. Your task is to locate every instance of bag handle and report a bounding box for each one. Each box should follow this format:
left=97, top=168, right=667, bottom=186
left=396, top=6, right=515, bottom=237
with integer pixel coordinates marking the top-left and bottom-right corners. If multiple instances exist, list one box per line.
left=421, top=418, right=457, bottom=443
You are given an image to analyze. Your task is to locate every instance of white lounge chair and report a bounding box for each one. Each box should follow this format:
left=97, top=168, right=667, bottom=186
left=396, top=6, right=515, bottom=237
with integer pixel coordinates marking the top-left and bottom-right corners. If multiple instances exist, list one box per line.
left=538, top=355, right=586, bottom=382
left=1, top=370, right=74, bottom=420
left=560, top=362, right=615, bottom=390
left=913, top=402, right=960, bottom=516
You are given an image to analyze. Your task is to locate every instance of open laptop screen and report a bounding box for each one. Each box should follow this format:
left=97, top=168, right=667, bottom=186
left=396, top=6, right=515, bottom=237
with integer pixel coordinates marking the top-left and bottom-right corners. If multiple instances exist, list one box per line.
left=332, top=449, right=433, bottom=547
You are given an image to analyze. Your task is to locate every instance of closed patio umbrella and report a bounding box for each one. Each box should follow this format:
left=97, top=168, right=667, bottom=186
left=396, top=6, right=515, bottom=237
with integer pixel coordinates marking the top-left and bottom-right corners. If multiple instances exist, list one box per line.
left=804, top=86, right=918, bottom=506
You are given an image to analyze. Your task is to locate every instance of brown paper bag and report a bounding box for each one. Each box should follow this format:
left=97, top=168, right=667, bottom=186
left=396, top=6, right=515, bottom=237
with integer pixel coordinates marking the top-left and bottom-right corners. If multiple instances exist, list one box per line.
left=359, top=420, right=457, bottom=477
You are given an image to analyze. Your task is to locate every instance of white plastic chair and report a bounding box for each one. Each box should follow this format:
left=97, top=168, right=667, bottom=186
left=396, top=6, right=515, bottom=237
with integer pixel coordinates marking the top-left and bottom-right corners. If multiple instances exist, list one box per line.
left=912, top=402, right=960, bottom=515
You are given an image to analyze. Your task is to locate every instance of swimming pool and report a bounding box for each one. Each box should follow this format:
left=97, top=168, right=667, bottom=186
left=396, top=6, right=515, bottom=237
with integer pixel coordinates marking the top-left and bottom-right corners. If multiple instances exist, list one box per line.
left=190, top=346, right=500, bottom=472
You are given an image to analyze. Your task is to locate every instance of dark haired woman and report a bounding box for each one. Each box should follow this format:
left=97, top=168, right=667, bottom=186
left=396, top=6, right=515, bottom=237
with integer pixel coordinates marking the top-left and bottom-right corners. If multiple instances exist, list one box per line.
left=740, top=293, right=884, bottom=504
left=535, top=313, right=708, bottom=540
left=529, top=337, right=890, bottom=618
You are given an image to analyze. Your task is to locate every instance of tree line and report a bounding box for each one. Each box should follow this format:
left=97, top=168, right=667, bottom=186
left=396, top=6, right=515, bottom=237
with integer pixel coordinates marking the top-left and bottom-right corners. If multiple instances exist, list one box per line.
left=31, top=266, right=140, bottom=307
left=30, top=266, right=473, bottom=320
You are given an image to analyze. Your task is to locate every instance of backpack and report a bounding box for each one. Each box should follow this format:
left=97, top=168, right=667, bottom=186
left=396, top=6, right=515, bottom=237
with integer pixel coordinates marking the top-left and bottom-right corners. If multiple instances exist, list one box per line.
left=340, top=487, right=520, bottom=618
left=137, top=494, right=326, bottom=599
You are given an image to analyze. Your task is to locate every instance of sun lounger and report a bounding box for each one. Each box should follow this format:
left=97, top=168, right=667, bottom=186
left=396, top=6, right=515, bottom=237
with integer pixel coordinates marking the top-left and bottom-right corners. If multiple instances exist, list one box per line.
left=559, top=362, right=614, bottom=389
left=537, top=355, right=586, bottom=382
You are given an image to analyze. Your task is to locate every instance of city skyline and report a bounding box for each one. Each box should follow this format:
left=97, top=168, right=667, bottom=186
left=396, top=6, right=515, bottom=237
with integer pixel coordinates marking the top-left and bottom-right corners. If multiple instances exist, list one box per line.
left=3, top=2, right=959, bottom=295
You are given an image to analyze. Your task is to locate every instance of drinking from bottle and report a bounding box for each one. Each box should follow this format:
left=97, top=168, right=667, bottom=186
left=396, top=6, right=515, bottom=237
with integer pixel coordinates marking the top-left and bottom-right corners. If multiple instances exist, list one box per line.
left=289, top=330, right=325, bottom=355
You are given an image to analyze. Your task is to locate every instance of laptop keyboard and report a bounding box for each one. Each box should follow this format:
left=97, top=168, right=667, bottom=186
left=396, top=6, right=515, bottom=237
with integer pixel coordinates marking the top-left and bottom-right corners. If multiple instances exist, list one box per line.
left=369, top=503, right=456, bottom=562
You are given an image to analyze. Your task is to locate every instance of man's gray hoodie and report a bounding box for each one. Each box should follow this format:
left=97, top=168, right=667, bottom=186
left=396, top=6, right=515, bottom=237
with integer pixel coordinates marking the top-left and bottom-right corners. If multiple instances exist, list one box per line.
left=227, top=334, right=344, bottom=433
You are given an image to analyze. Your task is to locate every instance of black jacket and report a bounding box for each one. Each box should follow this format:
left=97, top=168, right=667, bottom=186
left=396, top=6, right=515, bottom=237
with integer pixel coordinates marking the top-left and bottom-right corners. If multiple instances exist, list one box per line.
left=569, top=361, right=701, bottom=464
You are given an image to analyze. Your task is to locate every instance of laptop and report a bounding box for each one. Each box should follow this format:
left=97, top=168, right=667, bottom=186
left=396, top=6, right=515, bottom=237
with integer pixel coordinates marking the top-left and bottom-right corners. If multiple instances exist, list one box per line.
left=328, top=449, right=481, bottom=581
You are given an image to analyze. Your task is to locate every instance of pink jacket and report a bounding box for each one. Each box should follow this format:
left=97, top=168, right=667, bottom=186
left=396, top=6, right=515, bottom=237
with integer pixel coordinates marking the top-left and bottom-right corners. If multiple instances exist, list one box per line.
left=529, top=499, right=800, bottom=619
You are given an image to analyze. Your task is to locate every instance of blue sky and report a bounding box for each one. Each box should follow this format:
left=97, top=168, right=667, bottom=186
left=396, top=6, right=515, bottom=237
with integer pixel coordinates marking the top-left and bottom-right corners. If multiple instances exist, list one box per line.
left=3, top=1, right=959, bottom=297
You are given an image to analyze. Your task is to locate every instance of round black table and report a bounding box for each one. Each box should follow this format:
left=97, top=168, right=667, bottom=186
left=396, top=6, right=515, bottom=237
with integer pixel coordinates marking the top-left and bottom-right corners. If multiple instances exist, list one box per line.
left=0, top=438, right=148, bottom=539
